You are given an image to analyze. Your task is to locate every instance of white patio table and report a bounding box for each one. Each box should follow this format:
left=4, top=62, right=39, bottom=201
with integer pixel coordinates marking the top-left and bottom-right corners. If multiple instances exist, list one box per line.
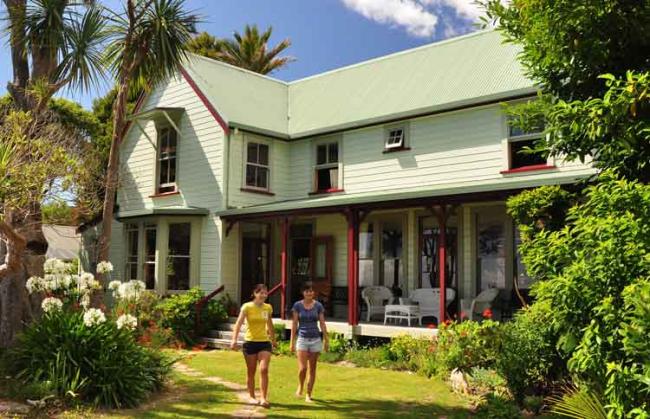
left=383, top=304, right=420, bottom=326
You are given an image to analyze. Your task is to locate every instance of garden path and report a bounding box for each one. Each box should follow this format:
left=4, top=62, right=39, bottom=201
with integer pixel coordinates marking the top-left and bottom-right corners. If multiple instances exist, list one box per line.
left=174, top=362, right=266, bottom=418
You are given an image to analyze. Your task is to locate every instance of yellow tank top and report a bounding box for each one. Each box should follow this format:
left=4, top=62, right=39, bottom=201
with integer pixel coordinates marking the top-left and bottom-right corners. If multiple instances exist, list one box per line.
left=242, top=302, right=273, bottom=342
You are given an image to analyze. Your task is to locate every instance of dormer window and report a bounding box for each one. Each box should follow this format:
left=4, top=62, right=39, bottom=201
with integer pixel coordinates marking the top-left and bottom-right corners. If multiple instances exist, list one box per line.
left=157, top=126, right=177, bottom=193
left=385, top=127, right=405, bottom=149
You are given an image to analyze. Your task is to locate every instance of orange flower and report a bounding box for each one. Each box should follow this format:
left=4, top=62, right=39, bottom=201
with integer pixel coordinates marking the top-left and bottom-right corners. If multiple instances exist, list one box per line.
left=427, top=323, right=435, bottom=329
left=460, top=311, right=467, bottom=319
left=482, top=308, right=493, bottom=319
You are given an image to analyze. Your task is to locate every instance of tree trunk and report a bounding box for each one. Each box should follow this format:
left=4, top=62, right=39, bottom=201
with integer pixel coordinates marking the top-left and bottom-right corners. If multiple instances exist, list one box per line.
left=97, top=81, right=130, bottom=275
left=5, top=0, right=30, bottom=110
left=0, top=216, right=34, bottom=348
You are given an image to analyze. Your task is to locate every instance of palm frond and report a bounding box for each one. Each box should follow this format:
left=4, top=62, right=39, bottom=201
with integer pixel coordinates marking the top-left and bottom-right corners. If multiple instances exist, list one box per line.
left=548, top=386, right=608, bottom=419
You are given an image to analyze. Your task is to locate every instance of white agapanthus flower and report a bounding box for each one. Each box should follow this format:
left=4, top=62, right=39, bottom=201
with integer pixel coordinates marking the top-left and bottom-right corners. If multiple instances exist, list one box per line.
left=83, top=308, right=106, bottom=327
left=78, top=272, right=100, bottom=293
left=26, top=276, right=44, bottom=294
left=41, top=297, right=63, bottom=313
left=116, top=280, right=146, bottom=300
left=44, top=258, right=68, bottom=274
left=96, top=261, right=114, bottom=274
left=60, top=274, right=72, bottom=289
left=108, top=280, right=121, bottom=291
left=80, top=293, right=91, bottom=309
left=116, top=314, right=138, bottom=330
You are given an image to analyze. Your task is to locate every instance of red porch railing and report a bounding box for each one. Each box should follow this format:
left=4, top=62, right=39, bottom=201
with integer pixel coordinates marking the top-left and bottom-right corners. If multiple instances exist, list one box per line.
left=194, top=285, right=225, bottom=332
left=267, top=282, right=285, bottom=319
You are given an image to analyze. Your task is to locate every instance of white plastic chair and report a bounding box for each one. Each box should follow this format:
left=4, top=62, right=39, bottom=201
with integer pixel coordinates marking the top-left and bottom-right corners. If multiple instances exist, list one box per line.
left=469, top=288, right=500, bottom=320
left=410, top=287, right=456, bottom=324
left=361, top=286, right=394, bottom=322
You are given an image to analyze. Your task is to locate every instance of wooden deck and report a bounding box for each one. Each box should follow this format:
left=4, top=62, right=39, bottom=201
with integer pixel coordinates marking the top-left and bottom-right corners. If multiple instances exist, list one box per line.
left=272, top=318, right=439, bottom=339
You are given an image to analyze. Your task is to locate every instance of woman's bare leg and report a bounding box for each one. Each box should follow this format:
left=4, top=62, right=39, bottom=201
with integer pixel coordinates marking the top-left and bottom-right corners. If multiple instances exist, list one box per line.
left=244, top=353, right=259, bottom=401
left=258, top=351, right=272, bottom=406
left=296, top=350, right=309, bottom=396
left=306, top=352, right=319, bottom=401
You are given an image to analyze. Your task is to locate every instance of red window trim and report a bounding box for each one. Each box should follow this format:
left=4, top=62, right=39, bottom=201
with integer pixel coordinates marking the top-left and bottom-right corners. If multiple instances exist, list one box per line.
left=149, top=190, right=180, bottom=198
left=382, top=146, right=411, bottom=154
left=309, top=188, right=345, bottom=196
left=240, top=187, right=275, bottom=196
left=500, top=164, right=556, bottom=174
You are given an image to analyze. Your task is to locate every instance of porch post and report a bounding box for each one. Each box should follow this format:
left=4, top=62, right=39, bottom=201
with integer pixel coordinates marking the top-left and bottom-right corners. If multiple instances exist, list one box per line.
left=346, top=208, right=360, bottom=326
left=280, top=216, right=289, bottom=320
left=436, top=206, right=447, bottom=325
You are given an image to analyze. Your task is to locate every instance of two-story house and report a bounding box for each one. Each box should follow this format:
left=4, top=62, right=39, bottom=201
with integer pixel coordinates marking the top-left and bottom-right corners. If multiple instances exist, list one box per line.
left=96, top=30, right=595, bottom=336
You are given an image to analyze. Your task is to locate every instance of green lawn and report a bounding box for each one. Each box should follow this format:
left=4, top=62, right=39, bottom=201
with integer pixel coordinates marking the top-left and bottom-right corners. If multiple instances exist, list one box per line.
left=184, top=350, right=469, bottom=418
left=56, top=350, right=473, bottom=418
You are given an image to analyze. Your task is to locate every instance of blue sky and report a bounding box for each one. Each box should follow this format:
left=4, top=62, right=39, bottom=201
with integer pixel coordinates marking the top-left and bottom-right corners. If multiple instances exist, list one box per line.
left=0, top=0, right=483, bottom=109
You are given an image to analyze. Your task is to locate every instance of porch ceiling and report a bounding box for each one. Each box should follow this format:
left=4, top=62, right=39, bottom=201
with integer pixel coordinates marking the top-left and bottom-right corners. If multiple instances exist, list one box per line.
left=217, top=171, right=594, bottom=220
left=116, top=206, right=209, bottom=220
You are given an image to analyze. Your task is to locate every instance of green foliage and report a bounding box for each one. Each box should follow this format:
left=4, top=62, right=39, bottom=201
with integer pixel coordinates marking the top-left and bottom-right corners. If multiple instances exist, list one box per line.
left=186, top=31, right=223, bottom=59
left=42, top=201, right=75, bottom=225
left=548, top=387, right=608, bottom=419
left=215, top=24, right=293, bottom=75
left=273, top=323, right=286, bottom=341
left=157, top=288, right=227, bottom=346
left=327, top=332, right=352, bottom=354
left=7, top=310, right=171, bottom=408
left=522, top=395, right=544, bottom=415
left=481, top=0, right=650, bottom=100
left=496, top=302, right=565, bottom=401
left=511, top=174, right=650, bottom=416
left=507, top=185, right=575, bottom=235
left=474, top=393, right=522, bottom=419
left=466, top=367, right=508, bottom=397
left=343, top=346, right=392, bottom=369
left=433, top=320, right=502, bottom=375
left=385, top=334, right=433, bottom=372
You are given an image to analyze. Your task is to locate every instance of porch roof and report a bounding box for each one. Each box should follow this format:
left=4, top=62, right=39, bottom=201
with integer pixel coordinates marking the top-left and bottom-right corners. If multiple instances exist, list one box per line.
left=217, top=170, right=594, bottom=220
left=116, top=206, right=209, bottom=220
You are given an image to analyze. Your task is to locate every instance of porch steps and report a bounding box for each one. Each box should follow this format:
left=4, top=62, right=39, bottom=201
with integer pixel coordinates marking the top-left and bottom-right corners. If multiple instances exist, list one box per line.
left=200, top=322, right=245, bottom=349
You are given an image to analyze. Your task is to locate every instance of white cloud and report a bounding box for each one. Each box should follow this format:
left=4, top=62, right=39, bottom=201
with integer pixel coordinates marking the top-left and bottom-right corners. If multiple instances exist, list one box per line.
left=340, top=0, right=491, bottom=38
left=340, top=0, right=438, bottom=38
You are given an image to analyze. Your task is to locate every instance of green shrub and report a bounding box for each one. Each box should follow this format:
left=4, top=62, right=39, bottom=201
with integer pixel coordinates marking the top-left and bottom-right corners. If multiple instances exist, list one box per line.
left=496, top=302, right=565, bottom=401
left=508, top=174, right=650, bottom=416
left=327, top=332, right=352, bottom=354
left=386, top=335, right=433, bottom=372
left=157, top=288, right=227, bottom=346
left=475, top=393, right=522, bottom=419
left=467, top=367, right=508, bottom=397
left=522, top=396, right=544, bottom=415
left=344, top=346, right=392, bottom=369
left=433, top=320, right=502, bottom=375
left=8, top=310, right=172, bottom=408
left=273, top=323, right=286, bottom=341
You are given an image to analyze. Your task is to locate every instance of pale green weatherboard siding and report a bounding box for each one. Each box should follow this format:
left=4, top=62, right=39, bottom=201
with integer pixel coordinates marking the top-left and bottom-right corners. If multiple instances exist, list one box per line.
left=114, top=74, right=227, bottom=292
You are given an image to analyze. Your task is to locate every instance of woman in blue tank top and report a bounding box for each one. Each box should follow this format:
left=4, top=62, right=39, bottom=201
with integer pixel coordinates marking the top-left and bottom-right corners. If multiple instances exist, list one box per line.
left=290, top=282, right=329, bottom=402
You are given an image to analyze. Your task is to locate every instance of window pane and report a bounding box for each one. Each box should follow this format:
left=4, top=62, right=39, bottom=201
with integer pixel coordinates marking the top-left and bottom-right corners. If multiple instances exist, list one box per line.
left=159, top=157, right=169, bottom=185
left=144, top=263, right=156, bottom=290
left=317, top=145, right=327, bottom=165
left=382, top=222, right=403, bottom=259
left=316, top=168, right=332, bottom=190
left=511, top=139, right=547, bottom=169
left=258, top=144, right=269, bottom=166
left=127, top=229, right=138, bottom=258
left=145, top=227, right=156, bottom=261
left=168, top=158, right=176, bottom=184
left=246, top=165, right=257, bottom=187
left=328, top=143, right=338, bottom=163
left=514, top=226, right=534, bottom=289
left=257, top=167, right=268, bottom=189
left=476, top=216, right=506, bottom=291
left=359, top=223, right=373, bottom=258
left=168, top=129, right=177, bottom=151
left=247, top=143, right=258, bottom=163
left=359, top=260, right=374, bottom=287
left=329, top=168, right=339, bottom=189
left=167, top=257, right=190, bottom=290
left=169, top=223, right=191, bottom=255
left=387, top=129, right=404, bottom=147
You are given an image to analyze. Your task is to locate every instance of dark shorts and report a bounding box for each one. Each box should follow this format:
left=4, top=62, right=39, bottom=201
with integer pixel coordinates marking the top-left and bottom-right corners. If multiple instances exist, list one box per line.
left=242, top=341, right=272, bottom=356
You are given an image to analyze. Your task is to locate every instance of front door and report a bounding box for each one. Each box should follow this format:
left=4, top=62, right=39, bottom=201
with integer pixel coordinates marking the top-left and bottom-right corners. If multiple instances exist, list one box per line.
left=419, top=216, right=458, bottom=289
left=241, top=224, right=270, bottom=304
left=311, top=236, right=333, bottom=315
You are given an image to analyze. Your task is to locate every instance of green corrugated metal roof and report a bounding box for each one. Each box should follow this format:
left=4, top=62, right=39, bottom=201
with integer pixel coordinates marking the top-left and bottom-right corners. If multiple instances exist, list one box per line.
left=216, top=170, right=594, bottom=218
left=181, top=30, right=535, bottom=139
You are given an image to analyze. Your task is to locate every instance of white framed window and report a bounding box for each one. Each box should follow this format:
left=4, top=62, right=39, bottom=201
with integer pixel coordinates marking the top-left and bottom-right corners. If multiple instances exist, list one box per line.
left=245, top=142, right=270, bottom=190
left=167, top=222, right=191, bottom=291
left=143, top=224, right=157, bottom=290
left=157, top=126, right=177, bottom=193
left=314, top=141, right=340, bottom=192
left=385, top=127, right=405, bottom=149
left=506, top=119, right=549, bottom=170
left=125, top=223, right=139, bottom=281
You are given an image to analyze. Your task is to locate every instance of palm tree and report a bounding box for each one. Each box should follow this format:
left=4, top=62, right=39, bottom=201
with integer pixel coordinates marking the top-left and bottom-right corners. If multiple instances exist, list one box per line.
left=97, top=0, right=197, bottom=266
left=186, top=31, right=223, bottom=60
left=216, top=24, right=293, bottom=75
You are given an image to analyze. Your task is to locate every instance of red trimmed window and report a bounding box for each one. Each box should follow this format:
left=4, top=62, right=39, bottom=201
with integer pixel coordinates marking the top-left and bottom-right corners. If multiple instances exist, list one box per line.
left=245, top=142, right=270, bottom=190
left=157, top=127, right=177, bottom=193
left=314, top=142, right=339, bottom=192
left=507, top=123, right=548, bottom=170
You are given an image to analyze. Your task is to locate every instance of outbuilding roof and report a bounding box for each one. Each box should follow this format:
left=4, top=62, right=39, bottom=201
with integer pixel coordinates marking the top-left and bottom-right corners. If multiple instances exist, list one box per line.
left=179, top=30, right=535, bottom=139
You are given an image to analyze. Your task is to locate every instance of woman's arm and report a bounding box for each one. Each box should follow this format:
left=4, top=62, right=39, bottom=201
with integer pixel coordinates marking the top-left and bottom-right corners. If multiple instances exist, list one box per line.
left=290, top=310, right=298, bottom=352
left=230, top=308, right=246, bottom=350
left=266, top=315, right=276, bottom=347
left=319, top=311, right=329, bottom=352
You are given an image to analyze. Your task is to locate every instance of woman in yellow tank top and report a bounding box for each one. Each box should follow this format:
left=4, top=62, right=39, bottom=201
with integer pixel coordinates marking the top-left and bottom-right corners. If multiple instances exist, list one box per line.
left=230, top=284, right=276, bottom=408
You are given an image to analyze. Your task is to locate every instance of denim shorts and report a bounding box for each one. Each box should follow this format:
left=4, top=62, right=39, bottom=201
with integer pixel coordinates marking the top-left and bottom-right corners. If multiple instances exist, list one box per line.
left=296, top=336, right=323, bottom=353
